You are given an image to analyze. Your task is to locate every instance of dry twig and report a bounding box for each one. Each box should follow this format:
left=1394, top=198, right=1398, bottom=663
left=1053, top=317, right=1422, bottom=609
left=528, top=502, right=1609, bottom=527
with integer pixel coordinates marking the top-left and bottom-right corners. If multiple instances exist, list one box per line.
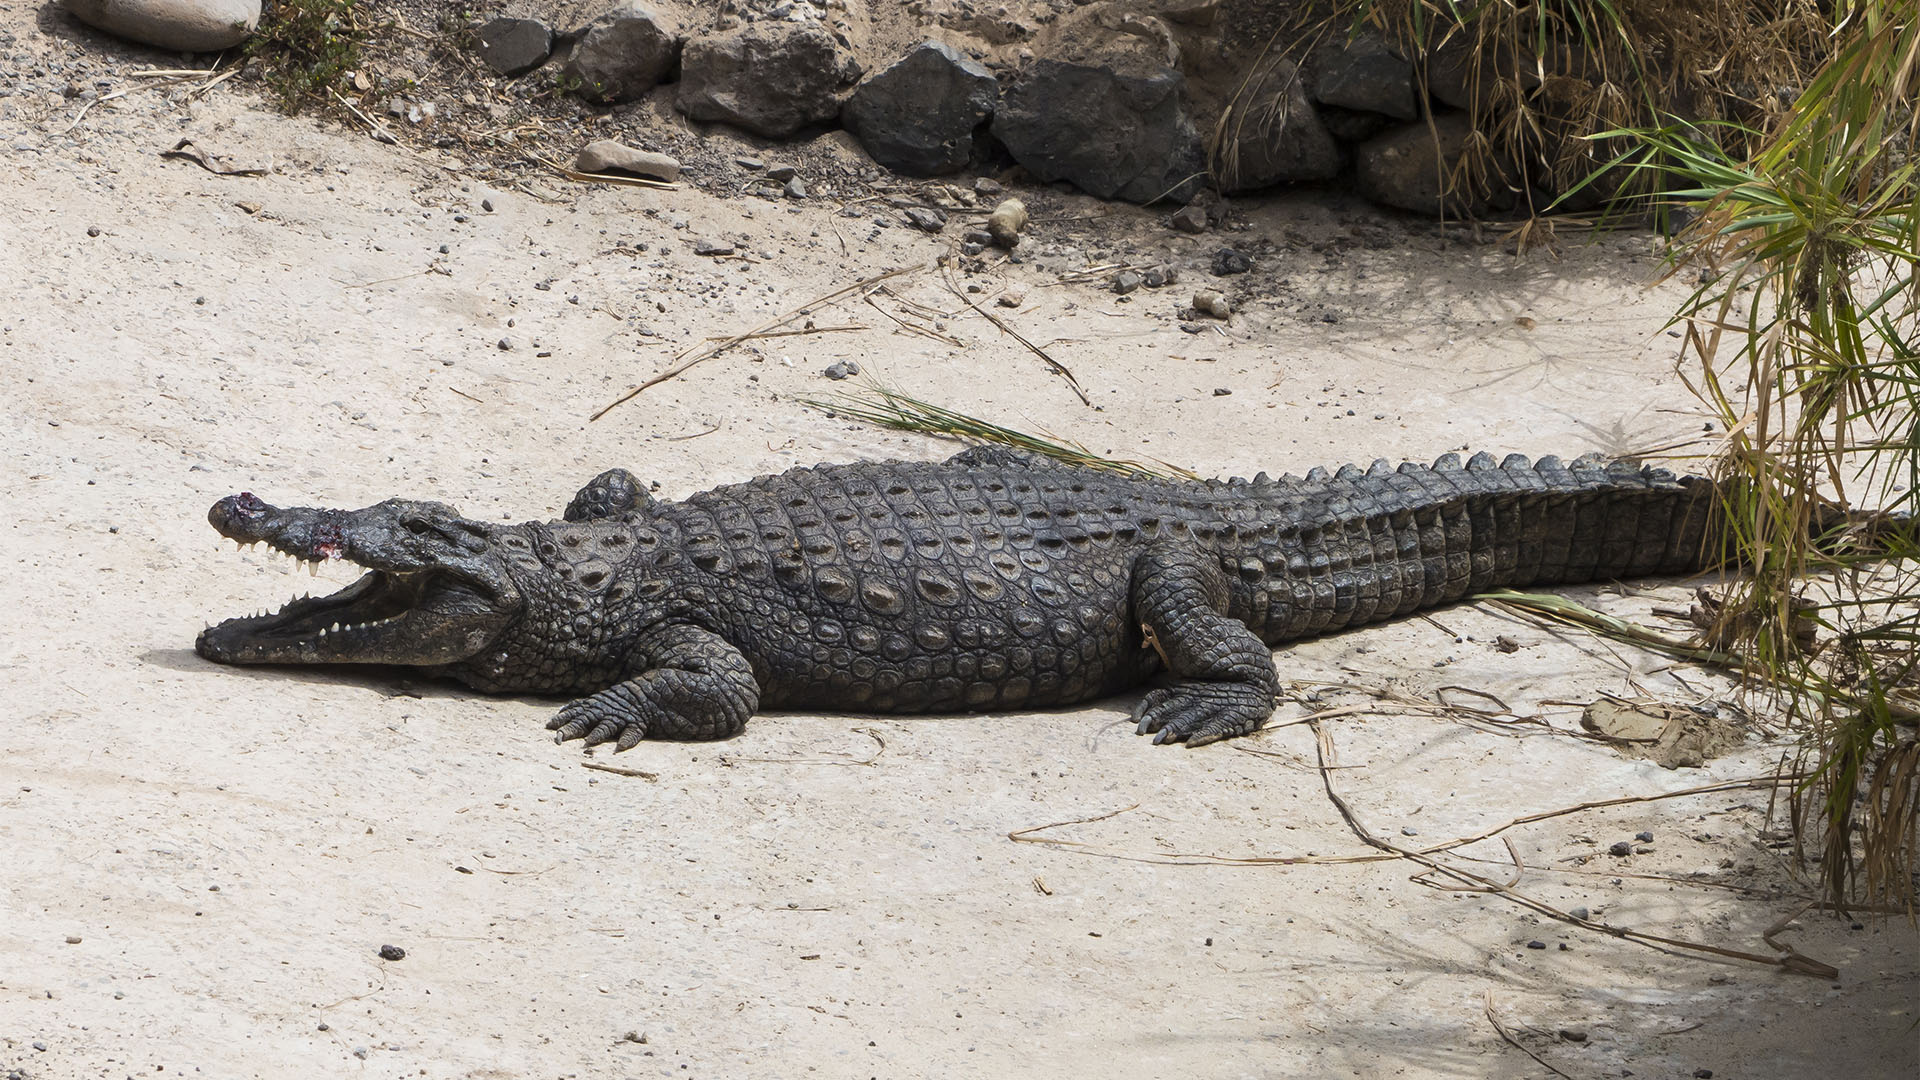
left=1484, top=992, right=1577, bottom=1080
left=940, top=264, right=1089, bottom=404
left=591, top=265, right=922, bottom=420
left=1308, top=718, right=1838, bottom=978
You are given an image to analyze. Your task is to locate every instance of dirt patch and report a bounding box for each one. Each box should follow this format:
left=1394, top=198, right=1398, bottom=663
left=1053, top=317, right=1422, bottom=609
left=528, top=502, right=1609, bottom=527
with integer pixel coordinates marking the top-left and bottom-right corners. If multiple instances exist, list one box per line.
left=1581, top=696, right=1750, bottom=769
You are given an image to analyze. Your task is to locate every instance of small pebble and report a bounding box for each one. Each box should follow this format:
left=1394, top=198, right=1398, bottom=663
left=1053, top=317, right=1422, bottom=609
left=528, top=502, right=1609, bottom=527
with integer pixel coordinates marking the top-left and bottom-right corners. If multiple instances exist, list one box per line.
left=1400, top=827, right=1418, bottom=836
left=764, top=164, right=797, bottom=182
left=1635, top=830, right=1654, bottom=842
left=1569, top=906, right=1590, bottom=920
left=1526, top=940, right=1547, bottom=950
left=1111, top=270, right=1142, bottom=295
left=783, top=177, right=808, bottom=200
left=377, top=944, right=406, bottom=961
left=32, top=1042, right=46, bottom=1052
left=1170, top=203, right=1208, bottom=234
left=86, top=225, right=100, bottom=237
left=823, top=361, right=860, bottom=380
left=1210, top=247, right=1252, bottom=275
left=693, top=238, right=736, bottom=256
left=973, top=176, right=1003, bottom=196
left=1608, top=841, right=1633, bottom=857
left=1694, top=1071, right=1713, bottom=1079
left=1558, top=1029, right=1588, bottom=1042
left=64, top=935, right=81, bottom=944
left=497, top=338, right=511, bottom=351
left=986, top=199, right=1027, bottom=248
left=1212, top=387, right=1231, bottom=397
left=481, top=198, right=494, bottom=212
left=904, top=206, right=946, bottom=233
left=1192, top=289, right=1231, bottom=319
left=318, top=1022, right=330, bottom=1031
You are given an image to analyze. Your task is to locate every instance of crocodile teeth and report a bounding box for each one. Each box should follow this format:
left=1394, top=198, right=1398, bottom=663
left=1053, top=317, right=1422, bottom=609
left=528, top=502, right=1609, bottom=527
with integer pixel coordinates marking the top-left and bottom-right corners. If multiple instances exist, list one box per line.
left=330, top=622, right=342, bottom=633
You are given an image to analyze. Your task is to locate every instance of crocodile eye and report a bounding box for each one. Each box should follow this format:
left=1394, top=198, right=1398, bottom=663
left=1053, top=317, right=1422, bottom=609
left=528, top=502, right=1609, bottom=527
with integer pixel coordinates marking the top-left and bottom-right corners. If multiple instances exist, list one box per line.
left=403, top=518, right=435, bottom=536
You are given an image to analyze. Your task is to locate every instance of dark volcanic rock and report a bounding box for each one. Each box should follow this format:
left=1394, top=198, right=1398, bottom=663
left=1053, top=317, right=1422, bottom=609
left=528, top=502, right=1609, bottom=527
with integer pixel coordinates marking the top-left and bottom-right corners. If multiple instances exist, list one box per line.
left=1356, top=113, right=1515, bottom=215
left=475, top=17, right=551, bottom=77
left=1308, top=34, right=1417, bottom=121
left=1316, top=104, right=1395, bottom=144
left=1210, top=248, right=1252, bottom=276
left=677, top=22, right=857, bottom=138
left=565, top=4, right=680, bottom=104
left=993, top=59, right=1203, bottom=205
left=1216, top=59, right=1342, bottom=192
left=842, top=41, right=998, bottom=177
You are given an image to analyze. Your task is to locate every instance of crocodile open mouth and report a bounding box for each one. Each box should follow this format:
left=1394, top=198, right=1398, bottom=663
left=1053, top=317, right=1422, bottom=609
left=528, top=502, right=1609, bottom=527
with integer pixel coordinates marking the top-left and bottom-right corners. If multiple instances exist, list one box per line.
left=196, top=559, right=498, bottom=665
left=195, top=492, right=510, bottom=668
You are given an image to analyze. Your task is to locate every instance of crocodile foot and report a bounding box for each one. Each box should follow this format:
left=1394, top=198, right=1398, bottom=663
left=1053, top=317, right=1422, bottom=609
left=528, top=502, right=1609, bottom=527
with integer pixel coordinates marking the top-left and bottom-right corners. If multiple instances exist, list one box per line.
left=1132, top=682, right=1272, bottom=746
left=547, top=686, right=656, bottom=750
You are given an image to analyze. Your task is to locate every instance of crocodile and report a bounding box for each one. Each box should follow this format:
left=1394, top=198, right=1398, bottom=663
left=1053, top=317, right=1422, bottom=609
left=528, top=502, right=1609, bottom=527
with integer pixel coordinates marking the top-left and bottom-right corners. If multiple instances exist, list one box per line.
left=195, top=448, right=1722, bottom=749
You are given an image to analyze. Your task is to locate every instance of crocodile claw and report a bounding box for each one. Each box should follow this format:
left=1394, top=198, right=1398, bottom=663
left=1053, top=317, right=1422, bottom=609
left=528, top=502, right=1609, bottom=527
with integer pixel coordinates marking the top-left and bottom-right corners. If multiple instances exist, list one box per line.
left=1132, top=684, right=1270, bottom=746
left=548, top=693, right=650, bottom=751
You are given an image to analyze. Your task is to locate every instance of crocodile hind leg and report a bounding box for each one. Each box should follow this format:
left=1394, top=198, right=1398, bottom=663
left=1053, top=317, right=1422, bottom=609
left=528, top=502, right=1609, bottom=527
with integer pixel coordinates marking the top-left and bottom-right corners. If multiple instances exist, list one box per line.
left=1129, top=541, right=1281, bottom=746
left=548, top=624, right=761, bottom=749
left=564, top=468, right=654, bottom=522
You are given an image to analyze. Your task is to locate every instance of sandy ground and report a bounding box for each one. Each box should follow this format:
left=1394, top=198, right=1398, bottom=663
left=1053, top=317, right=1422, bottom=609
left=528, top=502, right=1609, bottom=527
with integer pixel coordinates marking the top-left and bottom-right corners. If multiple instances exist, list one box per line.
left=3, top=8, right=1917, bottom=1079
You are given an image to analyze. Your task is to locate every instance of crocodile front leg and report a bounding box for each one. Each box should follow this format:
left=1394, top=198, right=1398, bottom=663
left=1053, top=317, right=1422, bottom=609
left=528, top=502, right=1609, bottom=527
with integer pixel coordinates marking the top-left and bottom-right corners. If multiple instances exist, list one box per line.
left=548, top=623, right=760, bottom=749
left=1129, top=541, right=1281, bottom=746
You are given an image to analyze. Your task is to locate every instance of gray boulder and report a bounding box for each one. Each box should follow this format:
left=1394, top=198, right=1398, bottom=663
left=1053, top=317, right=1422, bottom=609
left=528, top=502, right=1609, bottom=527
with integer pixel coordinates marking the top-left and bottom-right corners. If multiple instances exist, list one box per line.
left=842, top=41, right=997, bottom=177
left=1308, top=34, right=1417, bottom=121
left=565, top=4, right=680, bottom=104
left=677, top=22, right=857, bottom=138
left=1317, top=105, right=1394, bottom=143
left=1216, top=59, right=1341, bottom=192
left=993, top=59, right=1204, bottom=205
left=64, top=0, right=258, bottom=52
left=475, top=17, right=552, bottom=77
left=1426, top=36, right=1597, bottom=111
left=1355, top=113, right=1516, bottom=215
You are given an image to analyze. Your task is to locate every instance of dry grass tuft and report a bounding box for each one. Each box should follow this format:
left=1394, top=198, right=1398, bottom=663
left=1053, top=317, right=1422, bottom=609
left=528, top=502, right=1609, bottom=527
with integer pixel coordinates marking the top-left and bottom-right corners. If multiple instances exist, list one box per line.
left=1270, top=1, right=1836, bottom=219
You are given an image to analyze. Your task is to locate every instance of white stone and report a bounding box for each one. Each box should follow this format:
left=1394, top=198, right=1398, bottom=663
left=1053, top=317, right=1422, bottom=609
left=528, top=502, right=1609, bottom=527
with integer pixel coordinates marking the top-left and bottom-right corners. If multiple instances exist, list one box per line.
left=64, top=0, right=260, bottom=53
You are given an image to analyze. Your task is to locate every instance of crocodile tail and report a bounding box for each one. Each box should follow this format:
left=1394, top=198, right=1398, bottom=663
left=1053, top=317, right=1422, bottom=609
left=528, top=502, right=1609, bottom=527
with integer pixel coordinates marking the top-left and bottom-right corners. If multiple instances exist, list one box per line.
left=1340, top=451, right=1723, bottom=605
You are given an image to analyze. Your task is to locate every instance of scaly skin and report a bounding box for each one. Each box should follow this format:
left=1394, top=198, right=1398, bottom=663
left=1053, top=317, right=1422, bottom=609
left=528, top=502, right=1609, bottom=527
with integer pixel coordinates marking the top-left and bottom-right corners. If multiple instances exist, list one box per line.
left=196, top=448, right=1721, bottom=749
